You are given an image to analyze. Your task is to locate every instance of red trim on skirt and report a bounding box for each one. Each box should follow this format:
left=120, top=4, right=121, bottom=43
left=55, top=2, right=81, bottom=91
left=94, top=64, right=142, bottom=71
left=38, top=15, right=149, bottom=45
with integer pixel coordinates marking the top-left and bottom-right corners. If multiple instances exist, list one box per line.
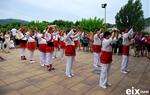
left=92, top=45, right=101, bottom=53
left=65, top=45, right=76, bottom=56
left=26, top=42, right=36, bottom=51
left=54, top=40, right=59, bottom=48
left=20, top=43, right=26, bottom=48
left=38, top=44, right=47, bottom=53
left=74, top=40, right=78, bottom=49
left=122, top=45, right=129, bottom=55
left=100, top=51, right=112, bottom=64
left=60, top=41, right=66, bottom=49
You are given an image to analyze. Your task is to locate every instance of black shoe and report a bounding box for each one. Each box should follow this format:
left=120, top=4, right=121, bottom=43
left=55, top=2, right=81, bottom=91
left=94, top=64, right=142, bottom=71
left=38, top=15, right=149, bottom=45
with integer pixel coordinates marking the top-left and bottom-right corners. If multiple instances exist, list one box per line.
left=48, top=68, right=52, bottom=71
left=51, top=67, right=55, bottom=70
left=48, top=67, right=55, bottom=71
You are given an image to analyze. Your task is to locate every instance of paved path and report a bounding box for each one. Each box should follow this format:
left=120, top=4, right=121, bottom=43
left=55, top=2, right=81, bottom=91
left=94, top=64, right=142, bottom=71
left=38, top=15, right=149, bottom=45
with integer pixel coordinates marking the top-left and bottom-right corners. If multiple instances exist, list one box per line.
left=0, top=49, right=150, bottom=95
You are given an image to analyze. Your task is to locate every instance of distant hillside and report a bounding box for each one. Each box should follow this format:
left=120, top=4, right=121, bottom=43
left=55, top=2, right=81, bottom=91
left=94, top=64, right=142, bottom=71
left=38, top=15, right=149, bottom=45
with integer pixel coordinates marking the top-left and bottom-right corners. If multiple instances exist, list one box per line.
left=145, top=17, right=150, bottom=26
left=0, top=19, right=29, bottom=25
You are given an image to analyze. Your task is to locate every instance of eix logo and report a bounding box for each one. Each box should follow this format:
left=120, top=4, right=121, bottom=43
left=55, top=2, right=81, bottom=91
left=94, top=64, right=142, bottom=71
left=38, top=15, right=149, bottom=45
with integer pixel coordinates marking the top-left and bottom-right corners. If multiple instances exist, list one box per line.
left=126, top=87, right=140, bottom=95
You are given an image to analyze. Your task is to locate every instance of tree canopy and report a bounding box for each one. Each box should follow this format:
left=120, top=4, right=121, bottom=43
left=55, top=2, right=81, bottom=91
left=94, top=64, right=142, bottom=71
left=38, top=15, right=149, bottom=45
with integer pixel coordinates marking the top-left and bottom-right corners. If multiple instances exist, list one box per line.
left=0, top=17, right=105, bottom=33
left=115, top=0, right=145, bottom=32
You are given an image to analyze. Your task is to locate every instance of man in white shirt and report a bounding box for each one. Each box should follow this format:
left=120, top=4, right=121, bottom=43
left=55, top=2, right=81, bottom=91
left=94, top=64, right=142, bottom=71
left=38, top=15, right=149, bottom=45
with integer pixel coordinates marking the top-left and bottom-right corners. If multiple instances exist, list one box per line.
left=11, top=28, right=17, bottom=47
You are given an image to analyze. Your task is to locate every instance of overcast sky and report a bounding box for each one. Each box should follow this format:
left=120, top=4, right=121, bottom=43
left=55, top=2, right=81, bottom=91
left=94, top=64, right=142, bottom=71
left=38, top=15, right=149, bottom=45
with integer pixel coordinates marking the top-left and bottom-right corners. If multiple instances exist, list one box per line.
left=0, top=0, right=149, bottom=24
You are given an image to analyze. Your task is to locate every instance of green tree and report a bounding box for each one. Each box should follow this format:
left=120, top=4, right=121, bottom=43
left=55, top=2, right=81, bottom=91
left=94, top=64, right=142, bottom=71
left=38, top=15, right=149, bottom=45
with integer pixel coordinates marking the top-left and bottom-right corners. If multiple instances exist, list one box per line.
left=79, top=17, right=104, bottom=33
left=115, top=0, right=144, bottom=32
left=52, top=20, right=74, bottom=30
left=27, top=21, right=50, bottom=32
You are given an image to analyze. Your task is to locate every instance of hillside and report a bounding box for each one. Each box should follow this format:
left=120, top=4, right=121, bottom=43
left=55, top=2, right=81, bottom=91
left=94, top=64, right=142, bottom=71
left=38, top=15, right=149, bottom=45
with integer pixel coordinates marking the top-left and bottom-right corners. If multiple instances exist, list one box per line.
left=0, top=19, right=29, bottom=25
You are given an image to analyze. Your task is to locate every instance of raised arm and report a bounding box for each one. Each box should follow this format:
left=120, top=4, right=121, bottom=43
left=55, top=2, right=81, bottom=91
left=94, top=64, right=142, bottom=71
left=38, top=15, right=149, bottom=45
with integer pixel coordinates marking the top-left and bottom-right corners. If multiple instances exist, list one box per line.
left=71, top=32, right=81, bottom=39
left=66, top=29, right=74, bottom=39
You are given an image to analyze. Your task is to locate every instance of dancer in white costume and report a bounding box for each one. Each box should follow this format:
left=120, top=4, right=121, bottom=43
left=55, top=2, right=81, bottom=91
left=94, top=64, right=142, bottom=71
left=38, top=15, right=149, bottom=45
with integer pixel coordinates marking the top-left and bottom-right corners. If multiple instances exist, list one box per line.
left=92, top=30, right=103, bottom=67
left=121, top=28, right=133, bottom=74
left=37, top=32, right=47, bottom=67
left=26, top=29, right=36, bottom=64
left=99, top=31, right=117, bottom=89
left=18, top=27, right=27, bottom=60
left=59, top=30, right=66, bottom=60
left=65, top=29, right=81, bottom=78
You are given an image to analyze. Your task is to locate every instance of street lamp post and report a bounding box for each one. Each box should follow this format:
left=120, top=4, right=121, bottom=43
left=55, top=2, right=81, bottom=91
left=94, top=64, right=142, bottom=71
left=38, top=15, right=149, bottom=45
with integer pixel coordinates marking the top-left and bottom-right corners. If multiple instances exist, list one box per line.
left=101, top=3, right=107, bottom=25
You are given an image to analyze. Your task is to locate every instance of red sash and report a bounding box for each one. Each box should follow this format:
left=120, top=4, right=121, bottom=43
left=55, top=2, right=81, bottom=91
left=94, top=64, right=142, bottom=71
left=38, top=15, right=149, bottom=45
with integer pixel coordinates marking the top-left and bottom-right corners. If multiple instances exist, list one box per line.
left=122, top=45, right=129, bottom=55
left=38, top=44, right=47, bottom=53
left=65, top=45, right=76, bottom=56
left=46, top=46, right=54, bottom=53
left=54, top=40, right=59, bottom=48
left=26, top=42, right=36, bottom=51
left=74, top=40, right=78, bottom=49
left=100, top=51, right=112, bottom=64
left=92, top=45, right=101, bottom=53
left=60, top=41, right=66, bottom=49
left=20, top=43, right=26, bottom=48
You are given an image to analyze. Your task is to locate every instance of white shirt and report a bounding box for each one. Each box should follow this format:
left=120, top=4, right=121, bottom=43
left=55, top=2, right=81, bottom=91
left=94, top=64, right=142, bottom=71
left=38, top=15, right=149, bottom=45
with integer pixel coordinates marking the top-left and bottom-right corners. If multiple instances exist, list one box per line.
left=4, top=34, right=10, bottom=42
left=93, top=34, right=102, bottom=45
left=101, top=38, right=113, bottom=52
left=11, top=28, right=17, bottom=36
left=36, top=33, right=47, bottom=44
left=44, top=31, right=53, bottom=42
left=38, top=38, right=47, bottom=44
left=53, top=34, right=59, bottom=41
left=65, top=30, right=81, bottom=45
left=27, top=36, right=35, bottom=42
left=122, top=28, right=133, bottom=46
left=60, top=34, right=66, bottom=41
left=17, top=31, right=27, bottom=40
left=101, top=36, right=117, bottom=52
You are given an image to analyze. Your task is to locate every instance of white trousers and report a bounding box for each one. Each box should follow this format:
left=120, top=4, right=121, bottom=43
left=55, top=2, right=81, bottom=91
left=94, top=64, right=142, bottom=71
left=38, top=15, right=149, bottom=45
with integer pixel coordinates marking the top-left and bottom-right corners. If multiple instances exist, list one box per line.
left=99, top=63, right=111, bottom=87
left=39, top=51, right=46, bottom=65
left=46, top=52, right=53, bottom=65
left=53, top=48, right=58, bottom=57
left=60, top=49, right=64, bottom=59
left=65, top=56, right=75, bottom=76
left=20, top=48, right=26, bottom=56
left=93, top=52, right=101, bottom=66
left=29, top=51, right=34, bottom=61
left=121, top=55, right=129, bottom=71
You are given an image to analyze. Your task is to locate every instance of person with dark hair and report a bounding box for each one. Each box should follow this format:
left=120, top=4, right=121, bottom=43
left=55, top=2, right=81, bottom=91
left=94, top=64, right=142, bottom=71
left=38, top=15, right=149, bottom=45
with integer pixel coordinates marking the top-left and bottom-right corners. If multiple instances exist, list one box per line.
left=121, top=28, right=134, bottom=74
left=133, top=32, right=142, bottom=57
left=0, top=32, right=5, bottom=51
left=99, top=31, right=116, bottom=89
left=113, top=29, right=122, bottom=55
left=82, top=33, right=89, bottom=52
